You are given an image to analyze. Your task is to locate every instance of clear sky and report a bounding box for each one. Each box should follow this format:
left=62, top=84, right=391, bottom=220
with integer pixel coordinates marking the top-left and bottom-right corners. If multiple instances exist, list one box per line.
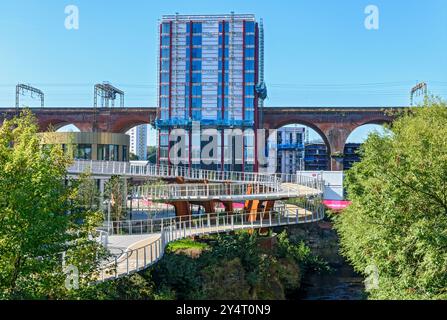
left=0, top=0, right=446, bottom=143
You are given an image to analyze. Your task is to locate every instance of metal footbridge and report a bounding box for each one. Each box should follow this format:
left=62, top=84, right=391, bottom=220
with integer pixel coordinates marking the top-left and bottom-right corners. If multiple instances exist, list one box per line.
left=96, top=202, right=325, bottom=281
left=67, top=160, right=325, bottom=281
left=68, top=160, right=324, bottom=201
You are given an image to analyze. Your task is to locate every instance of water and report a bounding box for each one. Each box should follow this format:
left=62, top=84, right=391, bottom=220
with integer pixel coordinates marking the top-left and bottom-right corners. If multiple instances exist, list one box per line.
left=287, top=222, right=367, bottom=300
left=296, top=262, right=366, bottom=300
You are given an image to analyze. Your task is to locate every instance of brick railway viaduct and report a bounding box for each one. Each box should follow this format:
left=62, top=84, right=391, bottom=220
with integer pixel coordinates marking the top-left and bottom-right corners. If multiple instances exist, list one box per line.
left=0, top=106, right=405, bottom=170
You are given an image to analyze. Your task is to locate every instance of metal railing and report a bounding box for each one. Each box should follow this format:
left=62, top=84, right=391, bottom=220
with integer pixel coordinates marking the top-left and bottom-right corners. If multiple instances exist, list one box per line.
left=95, top=229, right=109, bottom=247
left=102, top=201, right=323, bottom=236
left=276, top=173, right=325, bottom=192
left=68, top=160, right=280, bottom=184
left=132, top=182, right=285, bottom=201
left=97, top=202, right=325, bottom=281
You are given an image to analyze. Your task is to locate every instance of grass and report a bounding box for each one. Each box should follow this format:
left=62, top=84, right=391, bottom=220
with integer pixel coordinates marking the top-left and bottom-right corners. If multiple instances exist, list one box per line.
left=166, top=238, right=209, bottom=252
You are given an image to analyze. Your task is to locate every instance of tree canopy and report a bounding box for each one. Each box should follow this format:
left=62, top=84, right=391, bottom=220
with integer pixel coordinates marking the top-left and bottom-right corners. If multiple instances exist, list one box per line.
left=334, top=98, right=447, bottom=299
left=0, top=111, right=104, bottom=299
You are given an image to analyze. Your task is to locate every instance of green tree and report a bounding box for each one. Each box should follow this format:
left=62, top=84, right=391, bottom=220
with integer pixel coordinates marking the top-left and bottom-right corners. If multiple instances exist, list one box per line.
left=201, top=258, right=251, bottom=299
left=147, top=146, right=157, bottom=164
left=0, top=111, right=105, bottom=299
left=151, top=252, right=203, bottom=300
left=105, top=176, right=127, bottom=223
left=129, top=153, right=139, bottom=161
left=334, top=98, right=447, bottom=299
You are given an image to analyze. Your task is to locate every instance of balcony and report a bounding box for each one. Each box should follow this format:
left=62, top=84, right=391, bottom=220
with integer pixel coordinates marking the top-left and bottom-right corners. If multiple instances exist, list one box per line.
left=277, top=143, right=304, bottom=151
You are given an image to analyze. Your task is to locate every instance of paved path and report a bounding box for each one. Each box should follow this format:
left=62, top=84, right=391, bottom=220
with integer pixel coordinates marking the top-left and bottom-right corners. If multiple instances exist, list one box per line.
left=98, top=205, right=324, bottom=281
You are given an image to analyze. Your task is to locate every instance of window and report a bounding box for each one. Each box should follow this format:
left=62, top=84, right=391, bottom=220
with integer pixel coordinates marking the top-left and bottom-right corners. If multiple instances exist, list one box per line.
left=192, top=48, right=201, bottom=58
left=161, top=73, right=170, bottom=83
left=161, top=60, right=170, bottom=71
left=245, top=21, right=255, bottom=33
left=109, top=145, right=119, bottom=161
left=160, top=109, right=169, bottom=120
left=192, top=23, right=202, bottom=33
left=244, top=110, right=254, bottom=121
left=161, top=85, right=169, bottom=96
left=245, top=35, right=255, bottom=46
left=192, top=60, right=201, bottom=71
left=161, top=48, right=170, bottom=58
left=245, top=85, right=254, bottom=96
left=122, top=146, right=128, bottom=162
left=192, top=97, right=201, bottom=108
left=244, top=131, right=254, bottom=147
left=159, top=147, right=169, bottom=159
left=245, top=47, right=255, bottom=57
left=160, top=132, right=169, bottom=146
left=219, top=22, right=229, bottom=33
left=245, top=60, right=255, bottom=71
left=192, top=36, right=201, bottom=45
left=161, top=36, right=170, bottom=46
left=160, top=97, right=169, bottom=108
left=245, top=73, right=255, bottom=83
left=297, top=133, right=302, bottom=144
left=277, top=133, right=283, bottom=144
left=162, top=23, right=170, bottom=34
left=97, top=145, right=109, bottom=161
left=75, top=144, right=92, bottom=160
left=244, top=98, right=254, bottom=108
left=191, top=73, right=201, bottom=83
left=187, top=22, right=202, bottom=34
left=192, top=85, right=202, bottom=96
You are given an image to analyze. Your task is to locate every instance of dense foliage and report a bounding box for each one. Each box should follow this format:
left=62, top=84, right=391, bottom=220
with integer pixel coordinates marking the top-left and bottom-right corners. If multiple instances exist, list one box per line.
left=0, top=111, right=105, bottom=299
left=334, top=99, right=447, bottom=299
left=147, top=230, right=325, bottom=300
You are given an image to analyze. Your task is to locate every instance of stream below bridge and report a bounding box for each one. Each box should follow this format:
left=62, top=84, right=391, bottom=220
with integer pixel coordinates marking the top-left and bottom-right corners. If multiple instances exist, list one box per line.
left=286, top=221, right=367, bottom=300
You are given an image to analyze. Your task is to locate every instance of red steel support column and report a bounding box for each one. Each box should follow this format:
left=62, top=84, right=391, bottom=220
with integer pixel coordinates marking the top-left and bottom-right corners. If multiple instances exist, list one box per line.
left=167, top=129, right=171, bottom=167
left=221, top=20, right=226, bottom=171
left=157, top=22, right=163, bottom=165
left=241, top=20, right=246, bottom=173
left=254, top=23, right=259, bottom=172
left=157, top=131, right=161, bottom=165
left=168, top=21, right=173, bottom=169
left=169, top=21, right=173, bottom=120
left=189, top=130, right=192, bottom=171
left=221, top=130, right=224, bottom=171
left=189, top=21, right=193, bottom=120
left=189, top=21, right=193, bottom=171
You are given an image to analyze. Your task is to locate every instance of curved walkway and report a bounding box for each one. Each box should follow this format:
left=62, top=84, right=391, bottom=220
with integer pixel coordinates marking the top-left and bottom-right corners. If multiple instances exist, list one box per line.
left=68, top=160, right=324, bottom=190
left=97, top=204, right=325, bottom=281
left=69, top=160, right=324, bottom=201
left=72, top=160, right=327, bottom=282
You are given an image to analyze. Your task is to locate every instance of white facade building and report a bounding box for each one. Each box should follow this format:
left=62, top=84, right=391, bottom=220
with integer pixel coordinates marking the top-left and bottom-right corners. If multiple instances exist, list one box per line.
left=276, top=126, right=306, bottom=174
left=127, top=125, right=148, bottom=160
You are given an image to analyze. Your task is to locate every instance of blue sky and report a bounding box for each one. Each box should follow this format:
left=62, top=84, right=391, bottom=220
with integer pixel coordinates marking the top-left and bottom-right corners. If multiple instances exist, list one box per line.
left=0, top=0, right=446, bottom=143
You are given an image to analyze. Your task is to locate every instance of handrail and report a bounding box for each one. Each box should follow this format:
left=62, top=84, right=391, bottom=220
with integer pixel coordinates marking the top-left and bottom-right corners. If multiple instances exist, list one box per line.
left=67, top=160, right=325, bottom=198
left=129, top=181, right=321, bottom=201
left=101, top=200, right=321, bottom=236
left=68, top=160, right=281, bottom=184
left=68, top=161, right=323, bottom=189
left=97, top=202, right=326, bottom=281
left=132, top=181, right=282, bottom=201
left=276, top=173, right=325, bottom=192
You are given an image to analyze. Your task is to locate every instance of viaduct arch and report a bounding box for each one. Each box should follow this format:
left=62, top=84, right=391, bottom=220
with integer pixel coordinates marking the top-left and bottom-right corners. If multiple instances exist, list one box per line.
left=0, top=106, right=403, bottom=170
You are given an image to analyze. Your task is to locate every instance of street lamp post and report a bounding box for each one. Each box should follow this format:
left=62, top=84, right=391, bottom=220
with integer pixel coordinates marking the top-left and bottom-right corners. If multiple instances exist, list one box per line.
left=103, top=199, right=112, bottom=234
left=108, top=200, right=111, bottom=234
